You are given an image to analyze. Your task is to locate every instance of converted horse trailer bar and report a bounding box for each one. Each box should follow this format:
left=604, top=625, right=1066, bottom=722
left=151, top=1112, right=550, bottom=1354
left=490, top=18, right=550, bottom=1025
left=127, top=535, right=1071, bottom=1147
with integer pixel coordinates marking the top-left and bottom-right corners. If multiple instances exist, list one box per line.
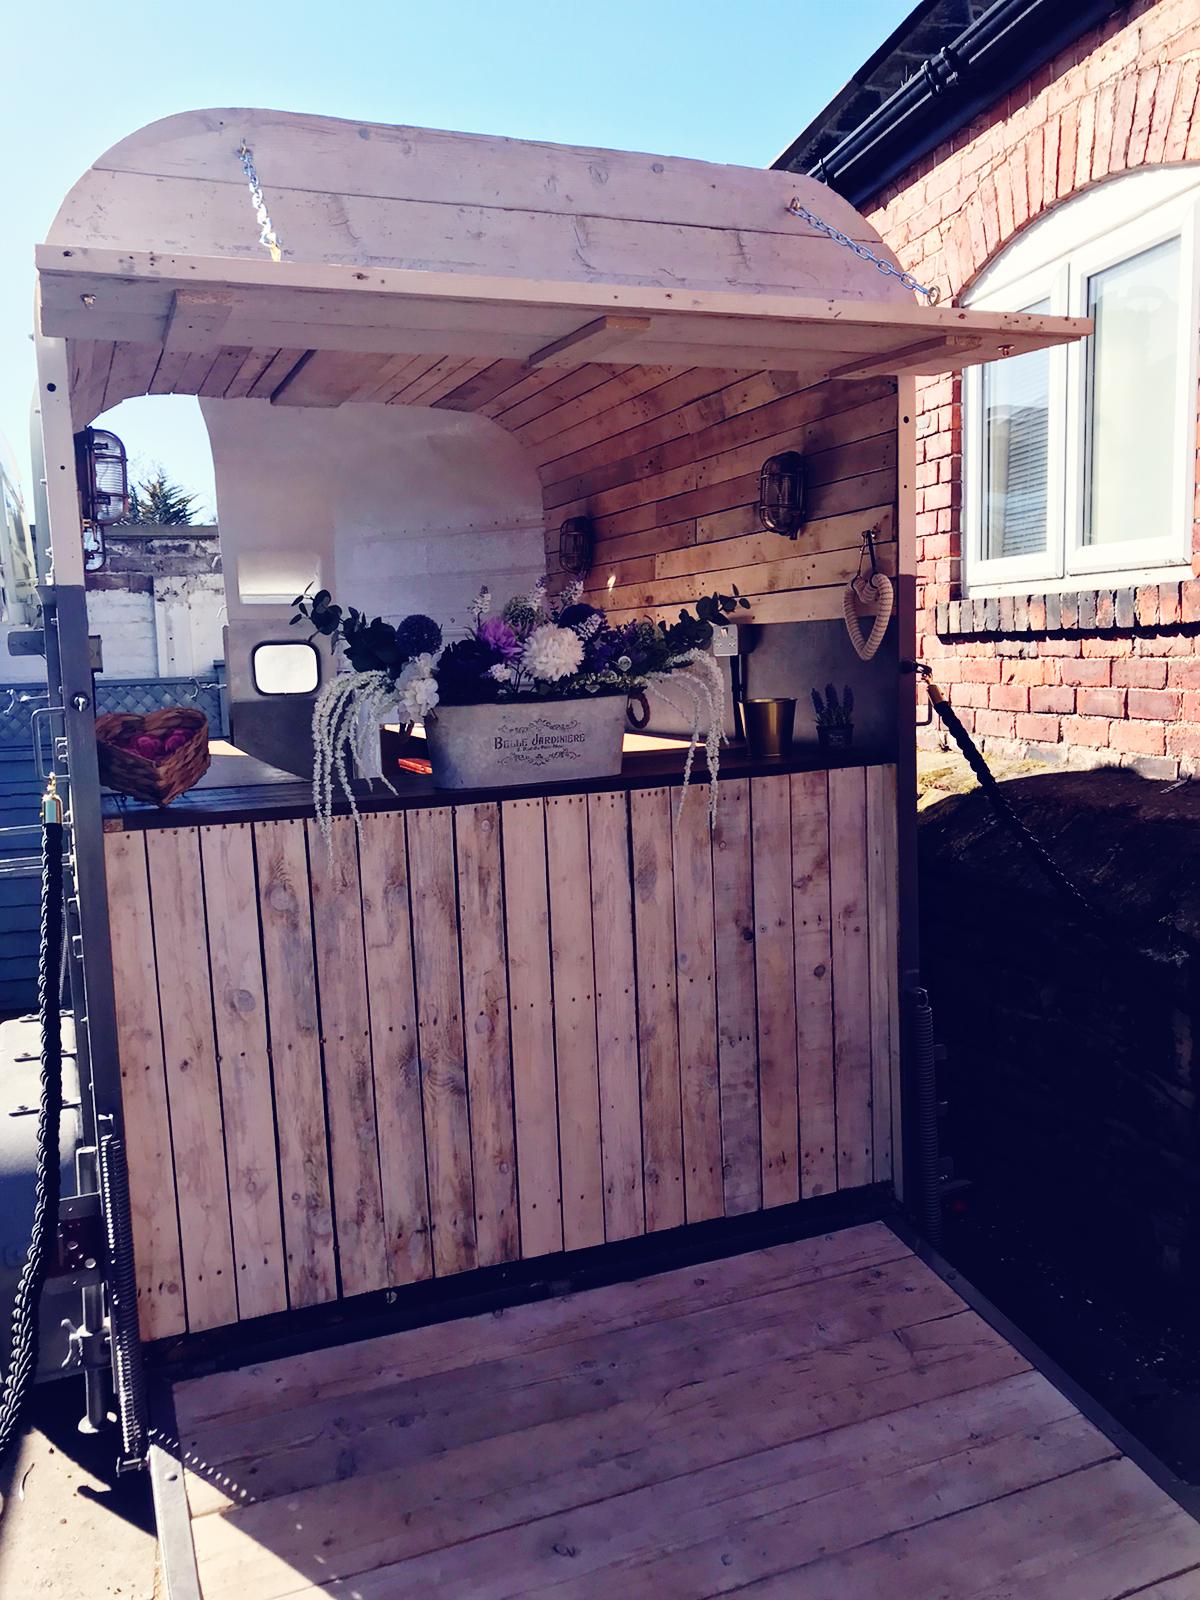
left=29, top=108, right=1200, bottom=1596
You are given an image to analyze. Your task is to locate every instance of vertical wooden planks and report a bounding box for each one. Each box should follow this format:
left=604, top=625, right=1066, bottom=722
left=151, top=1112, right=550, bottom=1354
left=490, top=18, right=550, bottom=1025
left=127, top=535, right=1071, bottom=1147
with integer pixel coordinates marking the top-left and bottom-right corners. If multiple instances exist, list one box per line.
left=711, top=779, right=761, bottom=1216
left=630, top=787, right=684, bottom=1230
left=545, top=795, right=606, bottom=1251
left=253, top=820, right=336, bottom=1308
left=791, top=771, right=837, bottom=1198
left=751, top=776, right=800, bottom=1209
left=502, top=798, right=562, bottom=1257
left=587, top=791, right=644, bottom=1241
left=306, top=817, right=389, bottom=1296
left=867, top=764, right=899, bottom=1188
left=144, top=828, right=237, bottom=1331
left=357, top=812, right=433, bottom=1286
left=672, top=789, right=723, bottom=1222
left=104, top=831, right=185, bottom=1339
left=454, top=803, right=519, bottom=1268
left=199, top=824, right=287, bottom=1321
left=405, top=807, right=477, bottom=1277
left=828, top=766, right=874, bottom=1189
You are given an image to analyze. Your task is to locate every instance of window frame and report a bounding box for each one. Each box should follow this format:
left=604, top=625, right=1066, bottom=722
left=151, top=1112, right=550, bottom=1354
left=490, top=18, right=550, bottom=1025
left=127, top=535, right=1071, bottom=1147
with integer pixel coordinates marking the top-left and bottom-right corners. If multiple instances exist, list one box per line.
left=963, top=262, right=1068, bottom=590
left=963, top=176, right=1200, bottom=599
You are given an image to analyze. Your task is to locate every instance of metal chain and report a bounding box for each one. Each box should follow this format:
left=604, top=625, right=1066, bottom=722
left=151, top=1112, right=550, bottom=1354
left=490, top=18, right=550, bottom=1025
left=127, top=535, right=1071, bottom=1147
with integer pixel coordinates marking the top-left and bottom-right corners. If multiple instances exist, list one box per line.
left=788, top=199, right=941, bottom=304
left=236, top=141, right=284, bottom=263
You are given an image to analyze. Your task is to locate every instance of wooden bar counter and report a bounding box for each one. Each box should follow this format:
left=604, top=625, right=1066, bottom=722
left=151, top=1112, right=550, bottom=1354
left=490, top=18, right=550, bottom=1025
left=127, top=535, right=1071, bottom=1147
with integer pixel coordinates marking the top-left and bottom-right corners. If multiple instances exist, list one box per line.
left=101, top=751, right=900, bottom=1341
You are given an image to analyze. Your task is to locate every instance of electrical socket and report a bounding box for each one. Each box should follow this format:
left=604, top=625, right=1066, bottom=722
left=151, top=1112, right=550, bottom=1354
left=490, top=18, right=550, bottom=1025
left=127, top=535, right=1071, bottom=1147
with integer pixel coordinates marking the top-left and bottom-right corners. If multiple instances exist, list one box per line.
left=710, top=624, right=739, bottom=658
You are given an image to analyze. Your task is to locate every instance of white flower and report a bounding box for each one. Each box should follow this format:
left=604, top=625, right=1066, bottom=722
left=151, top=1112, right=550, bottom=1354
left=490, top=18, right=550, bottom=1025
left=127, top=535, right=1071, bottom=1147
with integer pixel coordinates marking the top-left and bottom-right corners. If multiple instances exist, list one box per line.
left=523, top=623, right=584, bottom=682
left=558, top=578, right=584, bottom=609
left=616, top=654, right=633, bottom=673
left=469, top=586, right=492, bottom=622
left=488, top=663, right=515, bottom=683
left=396, top=653, right=439, bottom=722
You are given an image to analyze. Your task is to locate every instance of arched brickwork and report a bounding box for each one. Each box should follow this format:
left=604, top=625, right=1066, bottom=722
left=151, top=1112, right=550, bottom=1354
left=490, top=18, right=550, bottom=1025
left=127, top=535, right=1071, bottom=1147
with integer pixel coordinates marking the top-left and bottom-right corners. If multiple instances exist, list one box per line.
left=861, top=0, right=1200, bottom=777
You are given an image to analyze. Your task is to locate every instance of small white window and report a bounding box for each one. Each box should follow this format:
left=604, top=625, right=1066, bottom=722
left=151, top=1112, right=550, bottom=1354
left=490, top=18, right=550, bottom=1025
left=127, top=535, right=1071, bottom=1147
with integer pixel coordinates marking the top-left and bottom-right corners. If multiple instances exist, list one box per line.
left=252, top=641, right=320, bottom=696
left=964, top=167, right=1200, bottom=597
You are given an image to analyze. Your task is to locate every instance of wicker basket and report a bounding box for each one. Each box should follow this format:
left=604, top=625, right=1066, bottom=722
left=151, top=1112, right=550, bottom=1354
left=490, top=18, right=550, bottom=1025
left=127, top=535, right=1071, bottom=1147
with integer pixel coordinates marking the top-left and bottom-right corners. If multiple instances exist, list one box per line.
left=95, top=707, right=211, bottom=806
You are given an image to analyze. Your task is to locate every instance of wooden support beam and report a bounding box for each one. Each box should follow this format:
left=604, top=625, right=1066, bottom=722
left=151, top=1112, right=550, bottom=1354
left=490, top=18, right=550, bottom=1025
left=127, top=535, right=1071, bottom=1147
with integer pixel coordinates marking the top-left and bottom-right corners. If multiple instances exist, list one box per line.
left=528, top=315, right=651, bottom=369
left=826, top=336, right=981, bottom=382
left=163, top=289, right=234, bottom=352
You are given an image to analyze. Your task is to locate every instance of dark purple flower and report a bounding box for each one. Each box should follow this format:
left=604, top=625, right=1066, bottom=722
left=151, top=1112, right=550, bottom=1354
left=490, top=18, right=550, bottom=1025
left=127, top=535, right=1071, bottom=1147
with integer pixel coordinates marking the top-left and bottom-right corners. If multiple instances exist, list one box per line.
left=477, top=617, right=521, bottom=659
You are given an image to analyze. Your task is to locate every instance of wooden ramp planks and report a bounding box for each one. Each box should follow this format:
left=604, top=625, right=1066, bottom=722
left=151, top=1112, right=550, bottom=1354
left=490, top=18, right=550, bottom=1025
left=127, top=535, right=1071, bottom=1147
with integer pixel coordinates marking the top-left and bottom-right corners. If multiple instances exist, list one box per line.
left=177, top=1222, right=1200, bottom=1600
left=105, top=765, right=901, bottom=1333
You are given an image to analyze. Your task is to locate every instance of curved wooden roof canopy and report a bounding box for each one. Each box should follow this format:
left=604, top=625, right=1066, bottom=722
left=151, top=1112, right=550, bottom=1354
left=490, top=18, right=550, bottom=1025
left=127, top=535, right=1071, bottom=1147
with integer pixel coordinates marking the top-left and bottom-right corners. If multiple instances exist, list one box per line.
left=38, top=107, right=1087, bottom=432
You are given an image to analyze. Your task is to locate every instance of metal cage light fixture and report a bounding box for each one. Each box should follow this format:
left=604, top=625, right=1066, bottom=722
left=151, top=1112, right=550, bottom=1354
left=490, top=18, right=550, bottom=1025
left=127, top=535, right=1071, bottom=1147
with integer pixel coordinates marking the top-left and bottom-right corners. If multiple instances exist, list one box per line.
left=558, top=514, right=595, bottom=577
left=757, top=450, right=807, bottom=539
left=75, top=427, right=129, bottom=527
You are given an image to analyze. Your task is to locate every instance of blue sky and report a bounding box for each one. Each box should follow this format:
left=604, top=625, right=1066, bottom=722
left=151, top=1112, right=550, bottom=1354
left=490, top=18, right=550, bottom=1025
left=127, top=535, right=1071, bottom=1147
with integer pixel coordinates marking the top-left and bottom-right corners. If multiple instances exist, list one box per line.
left=3, top=0, right=911, bottom=520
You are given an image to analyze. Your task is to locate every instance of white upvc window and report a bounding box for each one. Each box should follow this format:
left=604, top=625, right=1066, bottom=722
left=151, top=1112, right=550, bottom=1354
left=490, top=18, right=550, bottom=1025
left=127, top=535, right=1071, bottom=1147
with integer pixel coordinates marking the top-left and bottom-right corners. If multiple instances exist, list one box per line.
left=964, top=167, right=1200, bottom=597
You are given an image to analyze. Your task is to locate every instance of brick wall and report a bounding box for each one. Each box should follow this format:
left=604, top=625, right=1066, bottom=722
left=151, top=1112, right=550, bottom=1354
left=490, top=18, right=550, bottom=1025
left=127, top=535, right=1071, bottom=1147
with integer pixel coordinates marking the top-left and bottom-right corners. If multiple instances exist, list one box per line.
left=864, top=0, right=1200, bottom=779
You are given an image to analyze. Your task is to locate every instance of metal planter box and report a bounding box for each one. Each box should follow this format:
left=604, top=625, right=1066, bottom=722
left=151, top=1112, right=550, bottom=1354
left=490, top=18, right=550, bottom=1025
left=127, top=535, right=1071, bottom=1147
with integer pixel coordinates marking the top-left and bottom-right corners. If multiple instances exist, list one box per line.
left=425, top=696, right=627, bottom=790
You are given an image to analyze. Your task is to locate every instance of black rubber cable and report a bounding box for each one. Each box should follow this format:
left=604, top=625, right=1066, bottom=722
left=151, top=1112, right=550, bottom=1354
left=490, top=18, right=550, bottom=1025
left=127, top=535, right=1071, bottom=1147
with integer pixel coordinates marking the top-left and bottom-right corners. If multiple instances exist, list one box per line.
left=0, top=812, right=64, bottom=1472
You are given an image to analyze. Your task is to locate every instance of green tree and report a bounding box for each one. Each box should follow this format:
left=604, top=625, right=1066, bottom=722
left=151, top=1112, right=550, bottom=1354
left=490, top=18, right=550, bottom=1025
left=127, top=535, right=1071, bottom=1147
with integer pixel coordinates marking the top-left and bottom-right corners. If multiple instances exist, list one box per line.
left=124, top=470, right=199, bottom=525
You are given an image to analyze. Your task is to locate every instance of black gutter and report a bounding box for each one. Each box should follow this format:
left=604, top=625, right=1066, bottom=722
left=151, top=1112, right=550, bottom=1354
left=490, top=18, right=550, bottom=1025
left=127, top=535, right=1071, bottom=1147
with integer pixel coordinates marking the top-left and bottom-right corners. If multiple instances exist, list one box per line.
left=774, top=0, right=1127, bottom=208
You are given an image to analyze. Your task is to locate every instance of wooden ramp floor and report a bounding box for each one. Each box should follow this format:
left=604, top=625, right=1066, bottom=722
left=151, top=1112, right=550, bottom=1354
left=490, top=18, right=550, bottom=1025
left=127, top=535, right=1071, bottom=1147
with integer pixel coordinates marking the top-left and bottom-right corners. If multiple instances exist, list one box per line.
left=170, top=1223, right=1200, bottom=1598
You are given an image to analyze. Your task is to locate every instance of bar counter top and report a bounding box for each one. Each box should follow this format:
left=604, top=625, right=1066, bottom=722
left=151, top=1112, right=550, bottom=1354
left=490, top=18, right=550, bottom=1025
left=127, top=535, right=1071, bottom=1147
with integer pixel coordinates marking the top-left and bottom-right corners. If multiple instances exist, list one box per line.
left=100, top=738, right=895, bottom=832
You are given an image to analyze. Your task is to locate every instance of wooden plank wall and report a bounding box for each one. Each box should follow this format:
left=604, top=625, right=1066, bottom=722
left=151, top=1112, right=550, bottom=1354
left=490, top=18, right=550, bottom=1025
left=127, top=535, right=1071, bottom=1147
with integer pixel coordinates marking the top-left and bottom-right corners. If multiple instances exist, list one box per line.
left=104, top=767, right=899, bottom=1340
left=527, top=371, right=899, bottom=626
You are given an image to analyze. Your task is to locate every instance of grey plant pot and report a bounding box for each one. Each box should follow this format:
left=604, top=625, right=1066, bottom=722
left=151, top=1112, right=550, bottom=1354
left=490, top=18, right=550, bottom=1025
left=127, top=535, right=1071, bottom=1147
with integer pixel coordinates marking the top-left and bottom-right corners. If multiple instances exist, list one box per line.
left=425, top=696, right=628, bottom=790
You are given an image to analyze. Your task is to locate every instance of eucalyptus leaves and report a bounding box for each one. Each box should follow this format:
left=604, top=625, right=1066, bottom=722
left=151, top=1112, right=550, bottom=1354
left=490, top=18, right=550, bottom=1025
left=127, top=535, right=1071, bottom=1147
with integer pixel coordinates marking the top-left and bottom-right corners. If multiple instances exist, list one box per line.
left=295, top=578, right=748, bottom=843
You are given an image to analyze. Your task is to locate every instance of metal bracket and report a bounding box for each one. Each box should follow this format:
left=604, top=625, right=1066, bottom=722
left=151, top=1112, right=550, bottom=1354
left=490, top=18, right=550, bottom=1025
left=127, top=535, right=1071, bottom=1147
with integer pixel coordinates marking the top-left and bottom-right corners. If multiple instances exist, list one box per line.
left=52, top=1191, right=106, bottom=1287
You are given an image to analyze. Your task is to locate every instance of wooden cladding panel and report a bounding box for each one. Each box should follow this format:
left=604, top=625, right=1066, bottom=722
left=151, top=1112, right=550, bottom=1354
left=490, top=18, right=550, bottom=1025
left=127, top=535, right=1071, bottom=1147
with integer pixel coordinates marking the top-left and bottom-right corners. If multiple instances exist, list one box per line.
left=454, top=804, right=519, bottom=1269
left=199, top=824, right=288, bottom=1322
left=307, top=817, right=390, bottom=1297
left=252, top=820, right=337, bottom=1308
left=143, top=828, right=237, bottom=1332
left=107, top=768, right=900, bottom=1334
left=105, top=831, right=185, bottom=1340
left=535, top=370, right=898, bottom=630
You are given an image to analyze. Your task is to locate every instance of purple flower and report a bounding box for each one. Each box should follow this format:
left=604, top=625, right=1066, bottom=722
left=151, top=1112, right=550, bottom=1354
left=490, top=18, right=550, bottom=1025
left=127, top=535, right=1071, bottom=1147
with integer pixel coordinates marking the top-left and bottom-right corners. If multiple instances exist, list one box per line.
left=477, top=617, right=521, bottom=659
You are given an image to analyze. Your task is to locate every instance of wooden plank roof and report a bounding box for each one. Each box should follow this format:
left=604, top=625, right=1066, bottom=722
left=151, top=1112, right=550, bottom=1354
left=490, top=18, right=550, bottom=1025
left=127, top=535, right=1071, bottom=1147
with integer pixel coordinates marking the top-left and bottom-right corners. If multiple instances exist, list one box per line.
left=37, top=108, right=1089, bottom=426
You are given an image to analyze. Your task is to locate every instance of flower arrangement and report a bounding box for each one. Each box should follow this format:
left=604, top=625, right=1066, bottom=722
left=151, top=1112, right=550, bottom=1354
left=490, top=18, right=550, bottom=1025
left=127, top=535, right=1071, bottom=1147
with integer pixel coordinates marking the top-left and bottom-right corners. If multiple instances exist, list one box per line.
left=293, top=577, right=749, bottom=842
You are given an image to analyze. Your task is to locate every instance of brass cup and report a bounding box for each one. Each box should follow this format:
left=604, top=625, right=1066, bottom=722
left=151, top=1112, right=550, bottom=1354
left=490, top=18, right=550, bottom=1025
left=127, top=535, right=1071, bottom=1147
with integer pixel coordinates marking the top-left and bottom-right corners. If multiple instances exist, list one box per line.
left=743, top=697, right=796, bottom=759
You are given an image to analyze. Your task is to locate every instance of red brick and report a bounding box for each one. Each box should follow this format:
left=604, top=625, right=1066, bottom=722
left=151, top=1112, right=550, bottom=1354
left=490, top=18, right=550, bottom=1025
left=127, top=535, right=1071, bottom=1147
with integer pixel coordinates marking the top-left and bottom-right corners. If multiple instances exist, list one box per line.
left=958, top=658, right=1002, bottom=683
left=1111, top=659, right=1169, bottom=689
left=953, top=681, right=991, bottom=708
left=1001, top=659, right=1049, bottom=686
left=1016, top=713, right=1060, bottom=743
left=1127, top=688, right=1180, bottom=720
left=1183, top=692, right=1200, bottom=724
left=1031, top=685, right=1076, bottom=714
left=1072, top=716, right=1112, bottom=747
left=1166, top=721, right=1200, bottom=758
left=1059, top=659, right=1112, bottom=687
left=990, top=683, right=1030, bottom=712
left=975, top=709, right=1016, bottom=739
left=1077, top=686, right=1126, bottom=717
left=1110, top=719, right=1166, bottom=755
left=1167, top=660, right=1200, bottom=690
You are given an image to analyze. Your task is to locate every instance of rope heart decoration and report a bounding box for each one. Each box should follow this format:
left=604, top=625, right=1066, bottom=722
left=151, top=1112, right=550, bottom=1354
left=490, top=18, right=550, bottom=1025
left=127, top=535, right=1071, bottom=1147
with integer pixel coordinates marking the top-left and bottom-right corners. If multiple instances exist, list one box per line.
left=843, top=570, right=893, bottom=661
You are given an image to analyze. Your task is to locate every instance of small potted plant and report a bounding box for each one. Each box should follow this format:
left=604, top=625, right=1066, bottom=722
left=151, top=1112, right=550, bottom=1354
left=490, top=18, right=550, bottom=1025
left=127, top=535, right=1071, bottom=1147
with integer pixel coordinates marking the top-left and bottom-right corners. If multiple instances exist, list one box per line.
left=811, top=683, right=855, bottom=750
